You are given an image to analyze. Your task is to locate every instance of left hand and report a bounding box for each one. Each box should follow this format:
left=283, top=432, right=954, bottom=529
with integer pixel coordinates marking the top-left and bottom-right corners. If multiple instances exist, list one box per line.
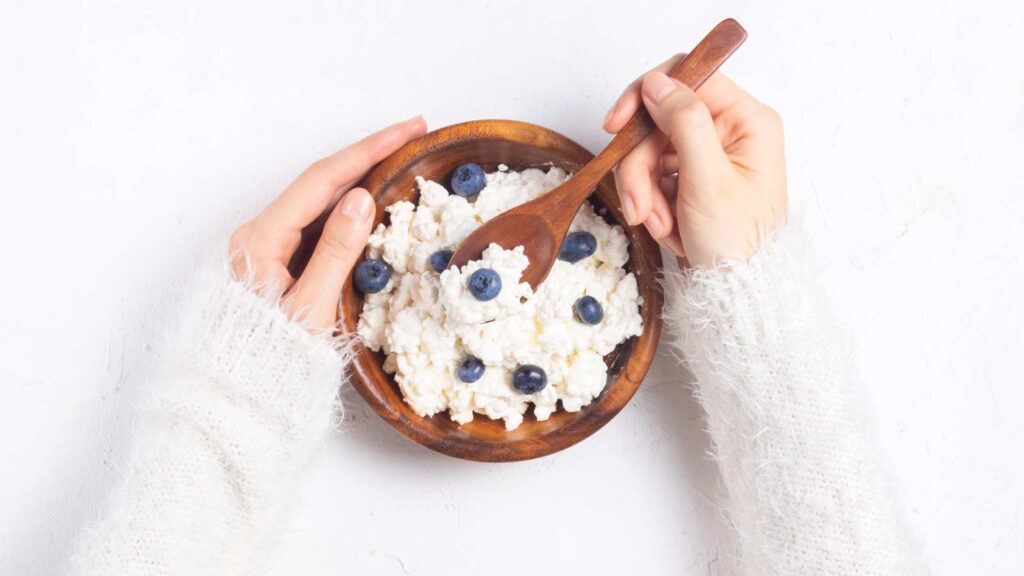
left=229, top=116, right=427, bottom=328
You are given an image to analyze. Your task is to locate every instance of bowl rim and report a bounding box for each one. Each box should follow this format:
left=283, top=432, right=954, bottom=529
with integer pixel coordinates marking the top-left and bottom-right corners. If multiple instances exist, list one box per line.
left=340, top=119, right=663, bottom=462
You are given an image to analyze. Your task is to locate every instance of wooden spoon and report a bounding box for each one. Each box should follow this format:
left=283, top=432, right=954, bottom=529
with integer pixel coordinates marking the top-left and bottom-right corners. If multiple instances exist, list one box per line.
left=448, top=18, right=747, bottom=288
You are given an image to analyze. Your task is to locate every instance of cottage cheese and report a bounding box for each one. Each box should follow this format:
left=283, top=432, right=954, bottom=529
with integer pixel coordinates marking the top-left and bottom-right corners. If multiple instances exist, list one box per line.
left=357, top=166, right=643, bottom=430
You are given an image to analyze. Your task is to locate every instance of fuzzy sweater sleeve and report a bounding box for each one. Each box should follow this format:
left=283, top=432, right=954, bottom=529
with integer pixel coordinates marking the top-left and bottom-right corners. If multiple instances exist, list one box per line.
left=69, top=264, right=349, bottom=576
left=663, top=224, right=920, bottom=575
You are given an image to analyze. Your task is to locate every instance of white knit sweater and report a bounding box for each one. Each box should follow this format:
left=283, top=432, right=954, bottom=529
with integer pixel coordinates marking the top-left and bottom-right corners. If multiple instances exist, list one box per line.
left=68, top=225, right=918, bottom=575
left=69, top=267, right=349, bottom=575
left=663, top=226, right=919, bottom=575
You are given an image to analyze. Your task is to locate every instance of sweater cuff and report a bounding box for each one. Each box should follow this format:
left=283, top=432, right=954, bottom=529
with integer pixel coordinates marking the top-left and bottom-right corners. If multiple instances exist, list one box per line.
left=661, top=221, right=826, bottom=366
left=660, top=222, right=921, bottom=575
left=162, top=262, right=349, bottom=434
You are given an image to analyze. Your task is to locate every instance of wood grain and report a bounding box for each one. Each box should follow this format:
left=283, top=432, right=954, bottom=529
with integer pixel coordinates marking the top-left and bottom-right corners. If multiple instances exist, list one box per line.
left=448, top=18, right=746, bottom=288
left=338, top=120, right=664, bottom=462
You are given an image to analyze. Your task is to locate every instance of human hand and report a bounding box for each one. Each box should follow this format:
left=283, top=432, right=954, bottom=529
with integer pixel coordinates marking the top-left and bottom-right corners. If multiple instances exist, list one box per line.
left=229, top=116, right=427, bottom=328
left=604, top=56, right=787, bottom=268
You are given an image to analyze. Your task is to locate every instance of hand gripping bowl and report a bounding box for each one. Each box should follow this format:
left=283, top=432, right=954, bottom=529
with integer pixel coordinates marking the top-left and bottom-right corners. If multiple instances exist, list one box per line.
left=339, top=120, right=663, bottom=462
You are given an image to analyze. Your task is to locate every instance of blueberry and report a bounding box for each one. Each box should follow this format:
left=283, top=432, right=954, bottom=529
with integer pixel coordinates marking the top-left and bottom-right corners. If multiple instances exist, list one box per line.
left=457, top=356, right=485, bottom=383
left=558, top=231, right=597, bottom=263
left=512, top=364, right=547, bottom=394
left=450, top=163, right=486, bottom=197
left=468, top=268, right=501, bottom=301
left=354, top=259, right=391, bottom=293
left=429, top=250, right=453, bottom=273
left=574, top=295, right=604, bottom=325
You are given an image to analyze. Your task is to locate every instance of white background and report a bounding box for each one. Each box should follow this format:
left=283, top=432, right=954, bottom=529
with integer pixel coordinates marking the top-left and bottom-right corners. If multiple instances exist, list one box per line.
left=1, top=1, right=1022, bottom=574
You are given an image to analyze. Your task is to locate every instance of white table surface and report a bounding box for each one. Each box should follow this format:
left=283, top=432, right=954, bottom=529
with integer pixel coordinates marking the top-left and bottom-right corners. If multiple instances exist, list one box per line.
left=2, top=1, right=1022, bottom=574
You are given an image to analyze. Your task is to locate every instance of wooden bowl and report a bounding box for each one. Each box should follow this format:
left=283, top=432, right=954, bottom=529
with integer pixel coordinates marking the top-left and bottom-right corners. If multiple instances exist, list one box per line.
left=339, top=120, right=663, bottom=462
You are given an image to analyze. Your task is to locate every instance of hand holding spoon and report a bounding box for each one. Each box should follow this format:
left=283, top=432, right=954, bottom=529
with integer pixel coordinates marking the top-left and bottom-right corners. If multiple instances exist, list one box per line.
left=448, top=18, right=747, bottom=288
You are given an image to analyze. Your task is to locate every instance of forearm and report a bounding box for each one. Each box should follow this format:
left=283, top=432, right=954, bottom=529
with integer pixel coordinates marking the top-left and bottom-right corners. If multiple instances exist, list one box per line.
left=664, top=223, right=919, bottom=575
left=69, top=263, right=348, bottom=576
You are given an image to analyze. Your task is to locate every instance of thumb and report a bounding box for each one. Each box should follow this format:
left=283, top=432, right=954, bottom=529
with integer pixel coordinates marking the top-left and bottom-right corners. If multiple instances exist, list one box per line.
left=286, top=187, right=375, bottom=327
left=641, top=71, right=730, bottom=191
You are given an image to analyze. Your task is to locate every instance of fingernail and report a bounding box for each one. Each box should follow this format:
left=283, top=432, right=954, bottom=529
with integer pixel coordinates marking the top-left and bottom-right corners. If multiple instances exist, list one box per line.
left=339, top=190, right=373, bottom=223
left=387, top=115, right=422, bottom=131
left=643, top=72, right=676, bottom=104
left=663, top=233, right=686, bottom=257
left=620, top=194, right=636, bottom=224
left=645, top=212, right=663, bottom=237
left=603, top=100, right=619, bottom=128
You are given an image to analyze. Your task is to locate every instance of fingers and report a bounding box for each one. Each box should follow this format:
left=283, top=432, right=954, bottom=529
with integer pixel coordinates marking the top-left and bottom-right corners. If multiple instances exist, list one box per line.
left=613, top=131, right=668, bottom=225
left=229, top=221, right=296, bottom=290
left=645, top=175, right=684, bottom=257
left=612, top=135, right=681, bottom=252
left=661, top=152, right=679, bottom=175
left=257, top=115, right=426, bottom=234
left=661, top=222, right=686, bottom=258
left=643, top=174, right=676, bottom=240
left=604, top=54, right=683, bottom=133
left=606, top=62, right=786, bottom=269
left=603, top=54, right=763, bottom=134
left=689, top=71, right=764, bottom=119
left=640, top=71, right=731, bottom=193
left=284, top=188, right=375, bottom=327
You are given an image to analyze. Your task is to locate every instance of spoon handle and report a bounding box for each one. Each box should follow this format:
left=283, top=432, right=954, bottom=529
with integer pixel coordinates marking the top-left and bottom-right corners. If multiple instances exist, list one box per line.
left=574, top=19, right=748, bottom=188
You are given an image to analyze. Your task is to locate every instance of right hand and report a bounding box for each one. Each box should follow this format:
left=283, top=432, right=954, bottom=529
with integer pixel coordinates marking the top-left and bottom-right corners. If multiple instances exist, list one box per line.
left=604, top=56, right=788, bottom=268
